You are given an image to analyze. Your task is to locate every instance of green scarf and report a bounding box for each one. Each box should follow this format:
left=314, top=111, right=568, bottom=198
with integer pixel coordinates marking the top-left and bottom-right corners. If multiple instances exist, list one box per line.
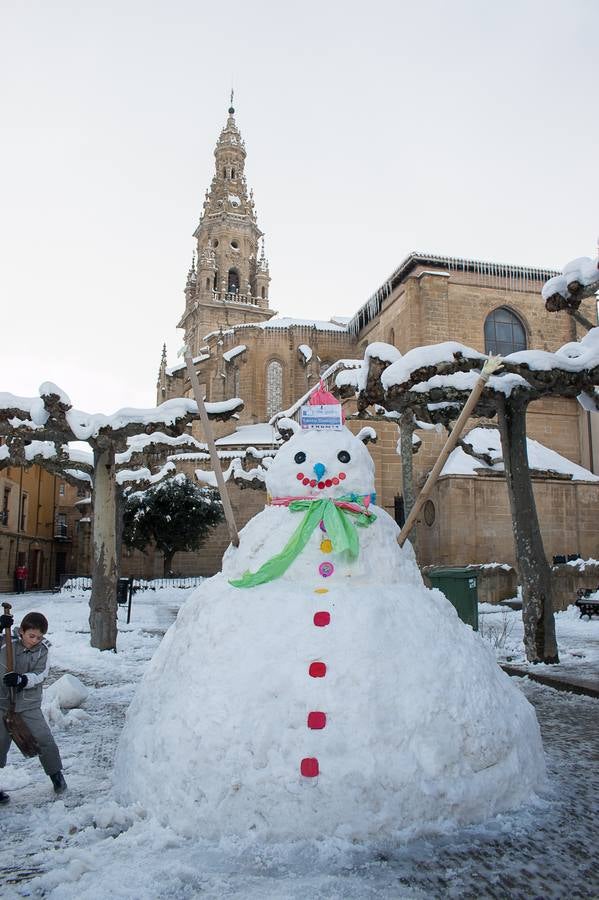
left=229, top=496, right=376, bottom=589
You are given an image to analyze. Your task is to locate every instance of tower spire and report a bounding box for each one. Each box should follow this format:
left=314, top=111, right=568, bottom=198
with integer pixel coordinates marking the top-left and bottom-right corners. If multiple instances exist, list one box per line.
left=229, top=88, right=234, bottom=115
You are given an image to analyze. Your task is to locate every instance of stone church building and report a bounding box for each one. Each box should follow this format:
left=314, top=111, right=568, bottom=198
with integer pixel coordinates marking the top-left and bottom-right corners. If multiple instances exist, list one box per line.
left=148, top=103, right=599, bottom=598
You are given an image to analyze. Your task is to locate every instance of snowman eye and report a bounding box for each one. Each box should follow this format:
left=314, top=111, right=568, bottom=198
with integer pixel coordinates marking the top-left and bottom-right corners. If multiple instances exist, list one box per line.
left=337, top=450, right=351, bottom=464
left=294, top=451, right=306, bottom=464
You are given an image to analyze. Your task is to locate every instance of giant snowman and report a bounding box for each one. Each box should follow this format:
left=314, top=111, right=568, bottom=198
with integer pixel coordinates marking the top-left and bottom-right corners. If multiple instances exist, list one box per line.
left=115, top=410, right=545, bottom=842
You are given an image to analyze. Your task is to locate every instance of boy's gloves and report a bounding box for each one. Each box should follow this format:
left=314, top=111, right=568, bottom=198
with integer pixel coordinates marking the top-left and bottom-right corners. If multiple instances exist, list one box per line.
left=3, top=672, right=27, bottom=691
left=0, top=614, right=13, bottom=629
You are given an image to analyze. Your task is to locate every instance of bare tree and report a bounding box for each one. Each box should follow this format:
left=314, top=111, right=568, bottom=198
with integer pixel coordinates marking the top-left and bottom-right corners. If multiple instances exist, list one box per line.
left=336, top=336, right=599, bottom=664
left=0, top=384, right=242, bottom=650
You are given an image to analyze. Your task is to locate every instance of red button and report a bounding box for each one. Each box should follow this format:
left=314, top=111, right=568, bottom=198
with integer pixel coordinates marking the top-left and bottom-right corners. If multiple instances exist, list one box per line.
left=318, top=481, right=325, bottom=489
left=338, top=472, right=346, bottom=480
left=302, top=478, right=310, bottom=485
left=309, top=661, right=327, bottom=677
left=325, top=479, right=332, bottom=487
left=307, top=711, right=327, bottom=729
left=297, top=472, right=304, bottom=480
left=313, top=611, right=330, bottom=627
left=310, top=479, right=317, bottom=487
left=300, top=757, right=319, bottom=777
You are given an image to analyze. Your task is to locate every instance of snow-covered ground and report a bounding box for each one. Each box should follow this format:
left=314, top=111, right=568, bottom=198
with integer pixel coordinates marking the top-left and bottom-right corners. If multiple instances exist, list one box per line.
left=479, top=597, right=599, bottom=681
left=0, top=587, right=597, bottom=899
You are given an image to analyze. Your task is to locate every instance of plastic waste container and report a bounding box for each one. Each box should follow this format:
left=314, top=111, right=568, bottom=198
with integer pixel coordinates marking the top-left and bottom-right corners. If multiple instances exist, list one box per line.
left=117, top=577, right=131, bottom=606
left=426, top=567, right=479, bottom=630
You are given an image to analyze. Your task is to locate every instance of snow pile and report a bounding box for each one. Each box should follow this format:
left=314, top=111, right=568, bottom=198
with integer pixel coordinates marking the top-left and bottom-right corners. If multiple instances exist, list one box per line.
left=45, top=673, right=89, bottom=709
left=116, top=427, right=544, bottom=842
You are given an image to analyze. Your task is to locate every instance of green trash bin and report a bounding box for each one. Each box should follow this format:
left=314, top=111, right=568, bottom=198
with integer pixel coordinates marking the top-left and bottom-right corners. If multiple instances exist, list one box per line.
left=426, top=567, right=479, bottom=630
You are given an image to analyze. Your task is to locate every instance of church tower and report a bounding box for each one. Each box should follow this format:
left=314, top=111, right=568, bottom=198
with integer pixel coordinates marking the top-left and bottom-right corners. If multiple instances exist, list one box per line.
left=178, top=100, right=274, bottom=355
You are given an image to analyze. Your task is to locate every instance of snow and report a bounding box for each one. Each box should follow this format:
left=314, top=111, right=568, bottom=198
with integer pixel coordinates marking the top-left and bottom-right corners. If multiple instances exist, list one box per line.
left=222, top=344, right=247, bottom=363
left=215, top=423, right=280, bottom=447
left=116, top=432, right=202, bottom=464
left=116, top=460, right=176, bottom=486
left=117, top=427, right=544, bottom=843
left=542, top=255, right=599, bottom=301
left=357, top=342, right=402, bottom=390
left=0, top=585, right=596, bottom=898
left=410, top=369, right=529, bottom=396
left=298, top=344, right=312, bottom=362
left=165, top=353, right=210, bottom=376
left=441, top=427, right=599, bottom=481
left=0, top=391, right=49, bottom=427
left=381, top=342, right=487, bottom=391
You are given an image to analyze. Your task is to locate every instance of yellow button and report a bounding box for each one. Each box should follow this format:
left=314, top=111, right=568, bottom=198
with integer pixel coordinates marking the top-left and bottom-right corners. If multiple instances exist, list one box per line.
left=314, top=588, right=329, bottom=594
left=320, top=539, right=333, bottom=554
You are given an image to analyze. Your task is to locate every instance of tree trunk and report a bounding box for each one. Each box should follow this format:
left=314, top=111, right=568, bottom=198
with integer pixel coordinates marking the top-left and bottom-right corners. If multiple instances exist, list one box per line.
left=399, top=412, right=417, bottom=546
left=89, top=446, right=118, bottom=651
left=163, top=550, right=175, bottom=578
left=496, top=396, right=559, bottom=663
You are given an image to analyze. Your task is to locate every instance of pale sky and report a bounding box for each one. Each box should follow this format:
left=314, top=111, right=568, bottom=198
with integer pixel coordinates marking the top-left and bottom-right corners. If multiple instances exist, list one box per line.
left=1, top=0, right=598, bottom=414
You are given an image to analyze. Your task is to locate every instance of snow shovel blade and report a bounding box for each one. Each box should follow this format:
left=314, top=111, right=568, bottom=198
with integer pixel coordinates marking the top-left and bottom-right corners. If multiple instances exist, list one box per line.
left=3, top=708, right=39, bottom=758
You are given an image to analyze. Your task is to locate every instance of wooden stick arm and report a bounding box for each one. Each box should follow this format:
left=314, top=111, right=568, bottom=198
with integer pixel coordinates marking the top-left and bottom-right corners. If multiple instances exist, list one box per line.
left=183, top=351, right=240, bottom=548
left=397, top=355, right=502, bottom=547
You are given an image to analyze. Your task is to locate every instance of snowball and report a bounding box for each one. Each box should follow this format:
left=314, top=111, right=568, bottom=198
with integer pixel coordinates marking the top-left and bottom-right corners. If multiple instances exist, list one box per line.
left=45, top=674, right=89, bottom=710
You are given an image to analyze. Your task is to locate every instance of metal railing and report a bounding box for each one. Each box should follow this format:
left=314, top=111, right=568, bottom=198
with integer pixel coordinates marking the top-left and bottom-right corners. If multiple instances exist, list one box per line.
left=60, top=575, right=204, bottom=593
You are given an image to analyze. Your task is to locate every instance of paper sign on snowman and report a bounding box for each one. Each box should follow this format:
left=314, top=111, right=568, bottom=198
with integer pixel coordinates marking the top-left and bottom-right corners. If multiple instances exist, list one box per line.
left=116, top=390, right=544, bottom=842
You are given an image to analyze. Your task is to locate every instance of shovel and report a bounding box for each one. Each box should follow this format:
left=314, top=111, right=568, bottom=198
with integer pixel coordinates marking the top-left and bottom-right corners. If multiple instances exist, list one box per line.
left=2, top=602, right=39, bottom=758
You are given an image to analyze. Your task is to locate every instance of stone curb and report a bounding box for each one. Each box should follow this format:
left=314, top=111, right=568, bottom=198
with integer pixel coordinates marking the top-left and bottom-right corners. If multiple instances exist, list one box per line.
left=501, top=664, right=599, bottom=699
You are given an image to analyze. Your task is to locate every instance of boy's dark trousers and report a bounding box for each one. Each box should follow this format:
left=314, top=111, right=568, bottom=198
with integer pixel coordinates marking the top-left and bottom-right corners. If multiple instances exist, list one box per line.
left=0, top=708, right=62, bottom=775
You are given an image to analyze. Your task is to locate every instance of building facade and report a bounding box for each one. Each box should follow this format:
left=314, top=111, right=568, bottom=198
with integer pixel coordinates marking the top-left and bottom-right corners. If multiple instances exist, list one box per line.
left=149, top=107, right=599, bottom=590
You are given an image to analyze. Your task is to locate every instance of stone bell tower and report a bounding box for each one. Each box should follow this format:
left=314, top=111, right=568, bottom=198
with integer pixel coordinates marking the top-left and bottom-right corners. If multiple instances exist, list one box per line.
left=178, top=99, right=274, bottom=355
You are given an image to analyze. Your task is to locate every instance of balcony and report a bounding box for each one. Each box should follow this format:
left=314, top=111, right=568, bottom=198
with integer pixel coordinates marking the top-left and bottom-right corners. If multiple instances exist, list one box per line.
left=54, top=523, right=71, bottom=541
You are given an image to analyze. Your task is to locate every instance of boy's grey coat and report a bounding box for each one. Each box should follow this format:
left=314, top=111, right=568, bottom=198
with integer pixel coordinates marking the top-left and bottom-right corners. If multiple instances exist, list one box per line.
left=0, top=628, right=51, bottom=712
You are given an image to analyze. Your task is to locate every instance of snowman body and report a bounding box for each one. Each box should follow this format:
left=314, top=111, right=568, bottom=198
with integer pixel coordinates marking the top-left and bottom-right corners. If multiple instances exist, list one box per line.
left=115, top=427, right=545, bottom=841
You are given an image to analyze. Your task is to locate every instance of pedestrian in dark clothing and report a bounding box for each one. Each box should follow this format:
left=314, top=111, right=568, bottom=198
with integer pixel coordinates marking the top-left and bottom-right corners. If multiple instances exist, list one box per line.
left=0, top=610, right=67, bottom=804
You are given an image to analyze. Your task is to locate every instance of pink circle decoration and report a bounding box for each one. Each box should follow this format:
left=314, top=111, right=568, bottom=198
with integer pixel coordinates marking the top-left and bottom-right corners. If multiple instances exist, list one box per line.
left=310, top=479, right=317, bottom=487
left=332, top=477, right=339, bottom=485
left=297, top=472, right=304, bottom=480
left=302, top=478, right=310, bottom=486
left=338, top=472, right=346, bottom=481
left=319, top=561, right=334, bottom=578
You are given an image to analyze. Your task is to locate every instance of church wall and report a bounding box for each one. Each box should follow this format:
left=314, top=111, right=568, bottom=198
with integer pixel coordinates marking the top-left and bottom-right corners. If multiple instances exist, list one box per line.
left=417, top=474, right=599, bottom=591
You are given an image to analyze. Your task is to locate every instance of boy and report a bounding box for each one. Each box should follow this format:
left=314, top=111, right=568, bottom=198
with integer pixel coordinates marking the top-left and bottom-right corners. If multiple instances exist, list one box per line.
left=0, top=610, right=67, bottom=804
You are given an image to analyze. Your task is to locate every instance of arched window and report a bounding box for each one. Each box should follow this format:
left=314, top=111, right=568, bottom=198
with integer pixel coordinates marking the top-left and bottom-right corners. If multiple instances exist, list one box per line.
left=266, top=360, right=284, bottom=419
left=484, top=307, right=527, bottom=356
left=231, top=168, right=235, bottom=178
left=261, top=286, right=266, bottom=299
left=205, top=277, right=210, bottom=289
left=228, top=269, right=240, bottom=294
left=213, top=271, right=218, bottom=290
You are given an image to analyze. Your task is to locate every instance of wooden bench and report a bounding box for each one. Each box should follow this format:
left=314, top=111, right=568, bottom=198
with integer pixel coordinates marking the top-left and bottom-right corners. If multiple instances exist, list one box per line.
left=575, top=589, right=599, bottom=619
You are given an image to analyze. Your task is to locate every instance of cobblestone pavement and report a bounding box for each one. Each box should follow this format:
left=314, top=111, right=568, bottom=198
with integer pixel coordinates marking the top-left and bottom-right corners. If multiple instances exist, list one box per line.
left=369, top=679, right=599, bottom=899
left=1, top=601, right=598, bottom=899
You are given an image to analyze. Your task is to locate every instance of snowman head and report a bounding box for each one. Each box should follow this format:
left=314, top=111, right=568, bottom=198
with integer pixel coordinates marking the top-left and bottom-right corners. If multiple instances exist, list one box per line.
left=265, top=426, right=375, bottom=500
